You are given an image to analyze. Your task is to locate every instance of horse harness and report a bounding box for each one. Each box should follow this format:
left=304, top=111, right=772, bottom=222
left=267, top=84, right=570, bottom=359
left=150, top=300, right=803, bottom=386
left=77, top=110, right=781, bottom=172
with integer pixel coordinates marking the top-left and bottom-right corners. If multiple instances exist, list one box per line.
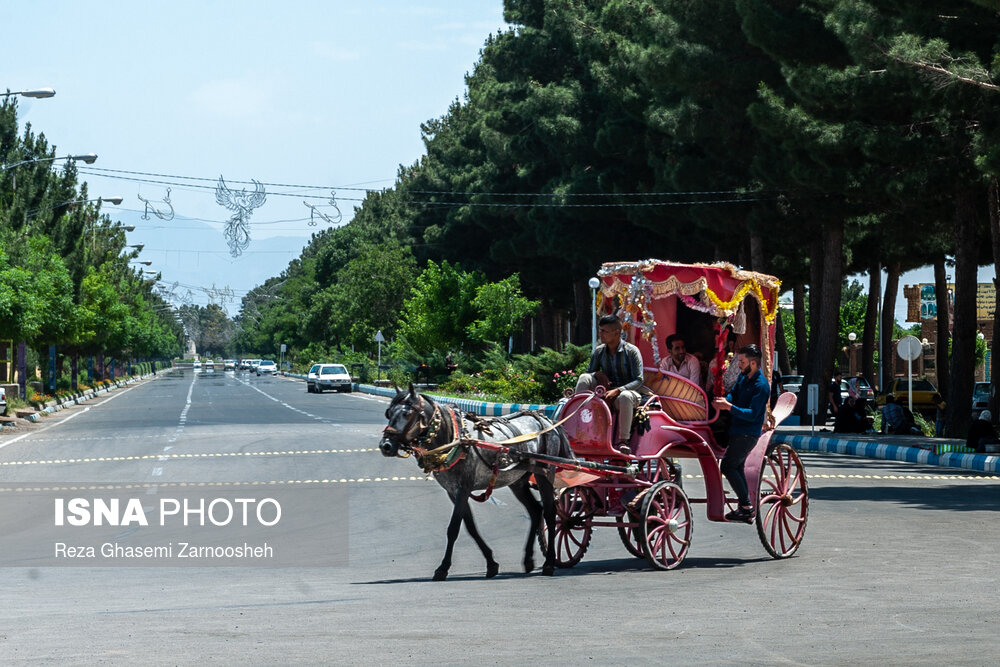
left=382, top=397, right=559, bottom=502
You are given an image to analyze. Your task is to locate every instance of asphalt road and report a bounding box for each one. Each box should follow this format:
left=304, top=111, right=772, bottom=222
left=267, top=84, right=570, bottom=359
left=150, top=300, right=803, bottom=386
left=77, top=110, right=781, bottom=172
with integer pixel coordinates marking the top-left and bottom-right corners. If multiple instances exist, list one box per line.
left=0, top=369, right=997, bottom=665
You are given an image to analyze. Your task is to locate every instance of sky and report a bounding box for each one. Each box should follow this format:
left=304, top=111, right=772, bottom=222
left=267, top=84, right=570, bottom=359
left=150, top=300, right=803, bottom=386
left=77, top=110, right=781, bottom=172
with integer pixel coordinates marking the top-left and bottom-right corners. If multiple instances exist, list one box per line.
left=4, top=1, right=994, bottom=322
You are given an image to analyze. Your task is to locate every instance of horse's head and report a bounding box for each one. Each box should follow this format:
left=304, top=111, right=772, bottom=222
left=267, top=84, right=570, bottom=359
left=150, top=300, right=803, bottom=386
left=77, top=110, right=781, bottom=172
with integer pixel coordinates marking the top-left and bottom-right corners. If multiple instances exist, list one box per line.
left=379, top=384, right=434, bottom=457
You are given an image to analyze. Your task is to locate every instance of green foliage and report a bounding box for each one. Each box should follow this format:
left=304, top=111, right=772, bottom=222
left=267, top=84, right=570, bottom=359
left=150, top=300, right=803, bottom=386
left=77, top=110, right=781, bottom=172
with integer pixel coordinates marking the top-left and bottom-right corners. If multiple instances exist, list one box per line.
left=466, top=273, right=540, bottom=346
left=397, top=260, right=484, bottom=355
left=438, top=365, right=544, bottom=403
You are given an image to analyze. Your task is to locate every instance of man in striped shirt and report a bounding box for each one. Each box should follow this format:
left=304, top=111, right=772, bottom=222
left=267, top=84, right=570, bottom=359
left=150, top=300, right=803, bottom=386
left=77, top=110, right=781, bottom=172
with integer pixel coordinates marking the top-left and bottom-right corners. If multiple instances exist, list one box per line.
left=575, top=314, right=648, bottom=452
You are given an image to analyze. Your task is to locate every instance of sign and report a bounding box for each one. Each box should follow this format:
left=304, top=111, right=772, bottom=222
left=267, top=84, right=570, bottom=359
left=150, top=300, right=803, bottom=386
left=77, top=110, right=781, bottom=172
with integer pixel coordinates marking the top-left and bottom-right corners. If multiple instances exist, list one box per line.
left=806, top=384, right=819, bottom=415
left=374, top=330, right=385, bottom=343
left=897, top=335, right=922, bottom=361
left=280, top=343, right=286, bottom=353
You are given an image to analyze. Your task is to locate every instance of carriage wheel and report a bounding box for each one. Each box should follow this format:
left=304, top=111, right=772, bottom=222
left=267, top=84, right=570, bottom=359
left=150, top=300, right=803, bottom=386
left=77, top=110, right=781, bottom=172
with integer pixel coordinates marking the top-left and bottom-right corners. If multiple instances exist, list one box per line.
left=538, top=486, right=593, bottom=568
left=639, top=481, right=692, bottom=570
left=756, top=443, right=809, bottom=559
left=634, top=457, right=683, bottom=489
left=617, top=518, right=645, bottom=559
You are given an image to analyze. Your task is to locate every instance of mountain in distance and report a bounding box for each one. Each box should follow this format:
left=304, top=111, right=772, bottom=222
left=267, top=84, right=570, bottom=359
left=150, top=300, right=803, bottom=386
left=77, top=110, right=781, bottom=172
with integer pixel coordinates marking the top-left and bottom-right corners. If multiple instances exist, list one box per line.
left=108, top=208, right=312, bottom=315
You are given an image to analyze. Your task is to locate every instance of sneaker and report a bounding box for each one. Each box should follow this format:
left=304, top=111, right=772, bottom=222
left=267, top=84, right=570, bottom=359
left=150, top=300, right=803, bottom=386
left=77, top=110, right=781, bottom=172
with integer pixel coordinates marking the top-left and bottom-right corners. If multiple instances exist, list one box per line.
left=724, top=506, right=755, bottom=524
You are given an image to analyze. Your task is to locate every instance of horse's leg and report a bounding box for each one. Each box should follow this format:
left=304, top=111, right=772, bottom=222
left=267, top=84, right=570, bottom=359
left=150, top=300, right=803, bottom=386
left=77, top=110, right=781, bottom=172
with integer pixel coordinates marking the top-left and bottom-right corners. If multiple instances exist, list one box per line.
left=509, top=477, right=542, bottom=574
left=459, top=500, right=499, bottom=579
left=434, top=490, right=467, bottom=581
left=534, top=472, right=558, bottom=576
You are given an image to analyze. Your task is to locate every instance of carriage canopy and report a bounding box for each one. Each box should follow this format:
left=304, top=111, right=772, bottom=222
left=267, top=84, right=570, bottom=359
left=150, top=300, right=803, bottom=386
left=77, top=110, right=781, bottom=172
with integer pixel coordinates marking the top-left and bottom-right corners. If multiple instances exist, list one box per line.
left=595, top=259, right=781, bottom=386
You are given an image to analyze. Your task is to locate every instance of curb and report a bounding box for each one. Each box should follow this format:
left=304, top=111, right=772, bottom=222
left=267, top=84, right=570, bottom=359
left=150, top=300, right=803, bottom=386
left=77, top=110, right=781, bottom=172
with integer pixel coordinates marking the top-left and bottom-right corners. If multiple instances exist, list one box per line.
left=773, top=432, right=999, bottom=474
left=354, top=384, right=559, bottom=418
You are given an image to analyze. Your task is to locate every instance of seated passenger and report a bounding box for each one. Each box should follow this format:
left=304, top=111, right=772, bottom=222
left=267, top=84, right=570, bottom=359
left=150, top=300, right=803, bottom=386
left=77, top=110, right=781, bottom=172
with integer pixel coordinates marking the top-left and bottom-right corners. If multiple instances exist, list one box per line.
left=658, top=334, right=701, bottom=385
left=575, top=314, right=648, bottom=453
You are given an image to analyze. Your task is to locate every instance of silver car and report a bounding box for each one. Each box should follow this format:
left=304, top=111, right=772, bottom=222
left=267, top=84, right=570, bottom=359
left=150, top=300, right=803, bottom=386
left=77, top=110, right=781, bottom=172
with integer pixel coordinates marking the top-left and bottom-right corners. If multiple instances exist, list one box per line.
left=256, top=360, right=277, bottom=376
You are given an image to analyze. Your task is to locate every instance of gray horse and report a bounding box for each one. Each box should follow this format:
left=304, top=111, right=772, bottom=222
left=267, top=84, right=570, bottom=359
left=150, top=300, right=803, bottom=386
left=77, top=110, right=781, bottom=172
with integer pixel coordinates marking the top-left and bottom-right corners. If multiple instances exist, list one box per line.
left=379, top=385, right=573, bottom=581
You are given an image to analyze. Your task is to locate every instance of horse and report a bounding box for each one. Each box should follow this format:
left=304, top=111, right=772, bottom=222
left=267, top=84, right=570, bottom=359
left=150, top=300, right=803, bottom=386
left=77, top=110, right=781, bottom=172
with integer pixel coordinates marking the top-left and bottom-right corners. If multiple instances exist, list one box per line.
left=379, top=385, right=574, bottom=581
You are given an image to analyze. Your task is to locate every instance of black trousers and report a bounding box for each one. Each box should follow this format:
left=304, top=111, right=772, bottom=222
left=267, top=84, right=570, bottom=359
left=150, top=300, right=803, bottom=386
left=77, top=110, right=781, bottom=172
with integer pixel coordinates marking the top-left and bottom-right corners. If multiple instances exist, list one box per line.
left=720, top=433, right=758, bottom=507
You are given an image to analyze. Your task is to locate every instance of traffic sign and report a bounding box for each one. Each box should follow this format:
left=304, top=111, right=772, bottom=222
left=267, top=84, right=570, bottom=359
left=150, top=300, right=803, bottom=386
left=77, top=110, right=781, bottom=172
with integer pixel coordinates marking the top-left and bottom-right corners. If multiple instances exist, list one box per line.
left=374, top=330, right=385, bottom=343
left=897, top=335, right=922, bottom=361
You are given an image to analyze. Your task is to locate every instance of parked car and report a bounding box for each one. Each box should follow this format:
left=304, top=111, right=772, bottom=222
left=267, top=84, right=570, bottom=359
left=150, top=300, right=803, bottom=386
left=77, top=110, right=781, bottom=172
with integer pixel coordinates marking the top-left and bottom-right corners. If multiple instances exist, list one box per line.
left=876, top=378, right=938, bottom=414
left=849, top=376, right=875, bottom=402
left=782, top=375, right=804, bottom=395
left=972, top=382, right=991, bottom=419
left=256, top=360, right=277, bottom=376
left=0, top=385, right=6, bottom=415
left=312, top=363, right=352, bottom=393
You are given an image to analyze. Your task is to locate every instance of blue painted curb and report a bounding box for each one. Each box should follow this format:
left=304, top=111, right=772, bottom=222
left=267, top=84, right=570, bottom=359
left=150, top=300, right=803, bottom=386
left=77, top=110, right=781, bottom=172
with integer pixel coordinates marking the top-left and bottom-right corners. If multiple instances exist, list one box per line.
left=774, top=433, right=1000, bottom=474
left=355, top=384, right=559, bottom=418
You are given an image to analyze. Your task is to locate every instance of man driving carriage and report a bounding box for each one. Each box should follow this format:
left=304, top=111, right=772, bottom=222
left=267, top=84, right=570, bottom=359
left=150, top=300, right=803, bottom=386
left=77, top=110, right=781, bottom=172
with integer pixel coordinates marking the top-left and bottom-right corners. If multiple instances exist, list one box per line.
left=574, top=313, right=649, bottom=453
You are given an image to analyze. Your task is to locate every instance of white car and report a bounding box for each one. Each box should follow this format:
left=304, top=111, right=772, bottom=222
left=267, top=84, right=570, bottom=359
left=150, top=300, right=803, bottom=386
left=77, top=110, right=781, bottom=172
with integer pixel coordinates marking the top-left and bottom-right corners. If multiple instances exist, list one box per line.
left=309, top=363, right=352, bottom=393
left=256, top=360, right=277, bottom=376
left=0, top=385, right=6, bottom=415
left=224, top=359, right=236, bottom=371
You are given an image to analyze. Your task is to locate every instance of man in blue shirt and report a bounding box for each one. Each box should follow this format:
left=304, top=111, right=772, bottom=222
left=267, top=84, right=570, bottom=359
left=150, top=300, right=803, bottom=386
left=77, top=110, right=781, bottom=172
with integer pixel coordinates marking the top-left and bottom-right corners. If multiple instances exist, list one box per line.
left=575, top=314, right=647, bottom=452
left=712, top=344, right=770, bottom=523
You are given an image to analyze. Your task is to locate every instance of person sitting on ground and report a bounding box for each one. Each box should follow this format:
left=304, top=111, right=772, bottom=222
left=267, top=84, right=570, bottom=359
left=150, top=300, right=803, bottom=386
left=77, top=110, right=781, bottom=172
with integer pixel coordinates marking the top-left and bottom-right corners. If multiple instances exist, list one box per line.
left=834, top=384, right=866, bottom=434
left=881, top=394, right=913, bottom=435
left=966, top=410, right=998, bottom=454
left=658, top=333, right=701, bottom=385
left=712, top=343, right=770, bottom=523
left=575, top=313, right=648, bottom=453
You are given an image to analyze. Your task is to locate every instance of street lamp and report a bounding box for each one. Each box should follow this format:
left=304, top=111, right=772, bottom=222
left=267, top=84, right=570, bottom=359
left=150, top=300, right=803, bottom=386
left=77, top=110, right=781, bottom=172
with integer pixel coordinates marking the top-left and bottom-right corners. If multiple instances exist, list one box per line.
left=1, top=153, right=98, bottom=190
left=588, top=277, right=600, bottom=350
left=847, top=332, right=857, bottom=342
left=1, top=88, right=56, bottom=99
left=131, top=261, right=152, bottom=266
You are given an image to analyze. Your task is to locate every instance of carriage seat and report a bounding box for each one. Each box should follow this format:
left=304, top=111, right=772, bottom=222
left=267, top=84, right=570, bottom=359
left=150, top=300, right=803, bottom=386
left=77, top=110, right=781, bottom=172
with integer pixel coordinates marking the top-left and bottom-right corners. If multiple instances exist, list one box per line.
left=642, top=367, right=714, bottom=424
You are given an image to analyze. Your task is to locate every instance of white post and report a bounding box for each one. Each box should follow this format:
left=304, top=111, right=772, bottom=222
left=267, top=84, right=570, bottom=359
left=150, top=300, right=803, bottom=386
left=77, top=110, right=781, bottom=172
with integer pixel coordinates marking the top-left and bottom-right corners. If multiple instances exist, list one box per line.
left=907, top=356, right=913, bottom=414
left=588, top=277, right=600, bottom=351
left=377, top=341, right=382, bottom=382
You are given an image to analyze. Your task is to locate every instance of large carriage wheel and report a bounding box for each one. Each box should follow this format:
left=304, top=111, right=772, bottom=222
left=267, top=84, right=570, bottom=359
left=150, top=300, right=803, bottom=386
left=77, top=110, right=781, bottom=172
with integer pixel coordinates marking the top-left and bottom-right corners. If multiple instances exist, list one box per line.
left=639, top=481, right=692, bottom=570
left=756, top=443, right=809, bottom=558
left=634, top=457, right=683, bottom=489
left=538, top=486, right=594, bottom=568
left=617, top=518, right=645, bottom=559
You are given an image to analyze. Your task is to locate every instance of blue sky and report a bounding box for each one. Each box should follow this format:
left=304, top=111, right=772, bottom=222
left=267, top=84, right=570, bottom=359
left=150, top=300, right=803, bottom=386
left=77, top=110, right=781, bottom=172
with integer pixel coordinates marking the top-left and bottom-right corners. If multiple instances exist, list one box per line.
left=6, top=1, right=508, bottom=309
left=4, top=1, right=990, bottom=321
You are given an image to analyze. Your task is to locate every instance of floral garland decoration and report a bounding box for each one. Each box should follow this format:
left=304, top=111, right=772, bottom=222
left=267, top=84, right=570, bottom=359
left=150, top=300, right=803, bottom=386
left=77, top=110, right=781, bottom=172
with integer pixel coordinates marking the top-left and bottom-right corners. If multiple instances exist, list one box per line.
left=617, top=270, right=661, bottom=364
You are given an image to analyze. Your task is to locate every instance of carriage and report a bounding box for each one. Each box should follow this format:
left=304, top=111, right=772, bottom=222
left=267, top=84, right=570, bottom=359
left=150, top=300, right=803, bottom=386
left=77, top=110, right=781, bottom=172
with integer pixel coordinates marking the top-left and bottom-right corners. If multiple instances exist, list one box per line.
left=545, top=259, right=808, bottom=570
left=380, top=259, right=807, bottom=579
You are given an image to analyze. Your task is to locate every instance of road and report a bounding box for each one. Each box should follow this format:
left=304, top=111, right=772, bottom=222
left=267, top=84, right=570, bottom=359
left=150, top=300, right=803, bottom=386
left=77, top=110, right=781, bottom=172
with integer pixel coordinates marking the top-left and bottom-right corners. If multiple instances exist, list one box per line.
left=0, top=369, right=997, bottom=665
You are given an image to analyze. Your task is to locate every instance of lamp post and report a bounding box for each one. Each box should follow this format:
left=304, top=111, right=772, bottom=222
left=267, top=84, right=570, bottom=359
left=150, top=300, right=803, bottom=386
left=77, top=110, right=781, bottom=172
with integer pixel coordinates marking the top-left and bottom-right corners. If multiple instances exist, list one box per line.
left=1, top=153, right=98, bottom=190
left=1, top=88, right=56, bottom=99
left=588, top=277, right=600, bottom=350
left=131, top=261, right=152, bottom=266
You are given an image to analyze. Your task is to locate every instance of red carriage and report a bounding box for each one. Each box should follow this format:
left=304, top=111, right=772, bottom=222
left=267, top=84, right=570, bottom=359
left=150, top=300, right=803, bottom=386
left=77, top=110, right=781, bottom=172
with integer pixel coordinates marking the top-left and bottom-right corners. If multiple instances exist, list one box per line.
left=545, top=259, right=808, bottom=570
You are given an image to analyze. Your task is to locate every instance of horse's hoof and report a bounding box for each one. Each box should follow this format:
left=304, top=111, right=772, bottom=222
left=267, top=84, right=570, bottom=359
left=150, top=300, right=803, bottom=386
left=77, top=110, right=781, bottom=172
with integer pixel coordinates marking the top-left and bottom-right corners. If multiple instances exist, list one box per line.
left=523, top=558, right=534, bottom=573
left=486, top=562, right=500, bottom=578
left=542, top=565, right=555, bottom=576
left=432, top=569, right=448, bottom=581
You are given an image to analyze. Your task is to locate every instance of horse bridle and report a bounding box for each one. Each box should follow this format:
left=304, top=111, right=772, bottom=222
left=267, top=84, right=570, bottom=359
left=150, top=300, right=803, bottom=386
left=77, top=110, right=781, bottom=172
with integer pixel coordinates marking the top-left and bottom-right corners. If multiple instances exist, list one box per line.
left=382, top=395, right=447, bottom=457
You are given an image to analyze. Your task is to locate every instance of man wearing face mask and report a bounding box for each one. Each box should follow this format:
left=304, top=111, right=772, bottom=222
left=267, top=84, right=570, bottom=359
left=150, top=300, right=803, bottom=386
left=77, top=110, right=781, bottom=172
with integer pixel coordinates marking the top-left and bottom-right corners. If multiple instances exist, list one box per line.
left=712, top=343, right=770, bottom=523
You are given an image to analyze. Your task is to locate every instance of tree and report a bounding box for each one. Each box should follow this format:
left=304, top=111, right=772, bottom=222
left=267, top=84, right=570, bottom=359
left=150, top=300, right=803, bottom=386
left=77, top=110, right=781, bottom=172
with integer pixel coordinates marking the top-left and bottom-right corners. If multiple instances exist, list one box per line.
left=397, top=260, right=485, bottom=355
left=467, top=273, right=540, bottom=347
